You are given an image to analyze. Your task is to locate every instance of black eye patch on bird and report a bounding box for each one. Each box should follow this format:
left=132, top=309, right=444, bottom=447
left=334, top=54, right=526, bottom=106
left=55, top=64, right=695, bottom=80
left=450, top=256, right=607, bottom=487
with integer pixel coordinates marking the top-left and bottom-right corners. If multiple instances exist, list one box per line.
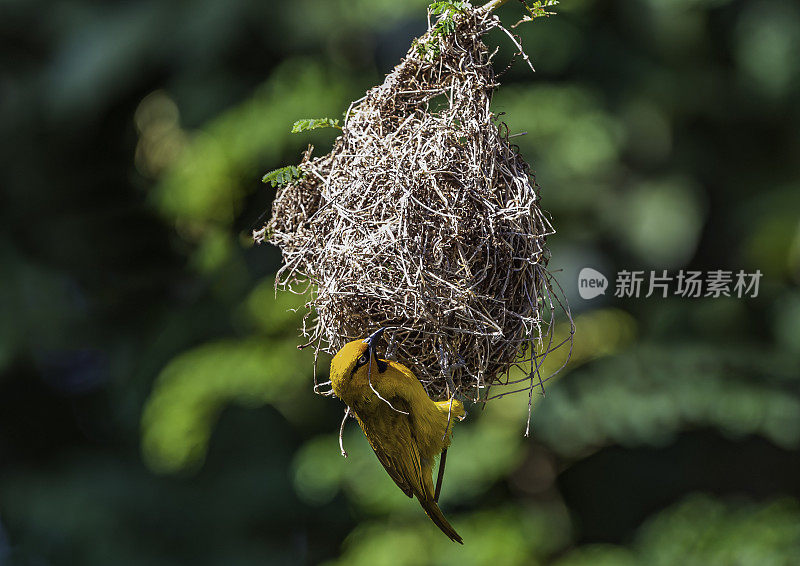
left=352, top=348, right=388, bottom=373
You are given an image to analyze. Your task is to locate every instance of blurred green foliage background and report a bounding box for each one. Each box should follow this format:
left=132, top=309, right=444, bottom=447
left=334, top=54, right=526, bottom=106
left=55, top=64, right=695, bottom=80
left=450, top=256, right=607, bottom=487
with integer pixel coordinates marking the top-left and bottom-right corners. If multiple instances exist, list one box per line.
left=2, top=0, right=800, bottom=564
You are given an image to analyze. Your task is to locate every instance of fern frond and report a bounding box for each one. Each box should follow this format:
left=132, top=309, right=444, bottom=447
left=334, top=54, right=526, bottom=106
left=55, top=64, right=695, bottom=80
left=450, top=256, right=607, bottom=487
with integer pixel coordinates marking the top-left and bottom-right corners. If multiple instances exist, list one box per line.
left=440, top=15, right=456, bottom=36
left=417, top=1, right=470, bottom=61
left=514, top=0, right=559, bottom=26
left=291, top=118, right=341, bottom=134
left=262, top=165, right=304, bottom=188
left=430, top=1, right=470, bottom=15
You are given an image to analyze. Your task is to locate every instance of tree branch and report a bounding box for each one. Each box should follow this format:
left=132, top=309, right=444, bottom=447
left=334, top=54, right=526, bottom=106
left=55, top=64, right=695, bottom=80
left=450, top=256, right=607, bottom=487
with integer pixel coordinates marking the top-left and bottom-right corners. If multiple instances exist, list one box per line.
left=481, top=0, right=511, bottom=13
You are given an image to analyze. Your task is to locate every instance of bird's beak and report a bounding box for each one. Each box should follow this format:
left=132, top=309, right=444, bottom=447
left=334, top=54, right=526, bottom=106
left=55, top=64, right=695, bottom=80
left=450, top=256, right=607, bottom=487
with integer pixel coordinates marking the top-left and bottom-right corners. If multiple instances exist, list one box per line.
left=363, top=328, right=385, bottom=351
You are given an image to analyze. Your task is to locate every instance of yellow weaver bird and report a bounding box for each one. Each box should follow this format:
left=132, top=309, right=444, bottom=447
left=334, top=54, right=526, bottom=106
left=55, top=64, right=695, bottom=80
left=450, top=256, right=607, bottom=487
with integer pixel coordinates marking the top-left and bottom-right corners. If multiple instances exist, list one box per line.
left=330, top=328, right=465, bottom=543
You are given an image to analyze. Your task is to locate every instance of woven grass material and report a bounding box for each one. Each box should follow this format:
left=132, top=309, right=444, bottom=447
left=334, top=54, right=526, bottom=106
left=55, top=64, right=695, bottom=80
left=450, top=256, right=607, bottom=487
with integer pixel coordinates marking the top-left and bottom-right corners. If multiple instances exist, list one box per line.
left=255, top=5, right=568, bottom=407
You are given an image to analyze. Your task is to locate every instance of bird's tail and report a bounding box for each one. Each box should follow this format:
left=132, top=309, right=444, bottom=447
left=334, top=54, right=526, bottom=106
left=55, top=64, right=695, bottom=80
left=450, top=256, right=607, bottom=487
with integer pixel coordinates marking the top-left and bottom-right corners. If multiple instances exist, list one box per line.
left=418, top=496, right=463, bottom=544
left=427, top=398, right=465, bottom=542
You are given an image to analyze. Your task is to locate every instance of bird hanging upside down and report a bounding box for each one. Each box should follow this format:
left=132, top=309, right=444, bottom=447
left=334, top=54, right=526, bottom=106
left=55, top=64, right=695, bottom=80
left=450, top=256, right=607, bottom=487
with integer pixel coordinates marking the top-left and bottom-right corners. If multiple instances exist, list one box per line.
left=329, top=328, right=466, bottom=543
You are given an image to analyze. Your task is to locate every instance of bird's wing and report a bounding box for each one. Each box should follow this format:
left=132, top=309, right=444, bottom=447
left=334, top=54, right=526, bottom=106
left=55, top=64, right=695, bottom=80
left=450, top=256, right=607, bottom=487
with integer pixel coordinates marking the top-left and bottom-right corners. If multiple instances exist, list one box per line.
left=359, top=396, right=432, bottom=501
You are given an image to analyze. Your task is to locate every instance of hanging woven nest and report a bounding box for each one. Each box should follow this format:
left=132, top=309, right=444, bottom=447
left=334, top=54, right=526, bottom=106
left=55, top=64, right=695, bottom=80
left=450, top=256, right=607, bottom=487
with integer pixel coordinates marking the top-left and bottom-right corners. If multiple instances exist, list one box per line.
left=254, top=3, right=570, bottom=409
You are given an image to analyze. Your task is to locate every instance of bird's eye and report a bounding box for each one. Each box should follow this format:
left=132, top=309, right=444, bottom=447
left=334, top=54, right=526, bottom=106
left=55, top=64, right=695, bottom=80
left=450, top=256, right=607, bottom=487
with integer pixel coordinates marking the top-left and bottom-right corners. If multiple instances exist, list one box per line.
left=358, top=354, right=368, bottom=365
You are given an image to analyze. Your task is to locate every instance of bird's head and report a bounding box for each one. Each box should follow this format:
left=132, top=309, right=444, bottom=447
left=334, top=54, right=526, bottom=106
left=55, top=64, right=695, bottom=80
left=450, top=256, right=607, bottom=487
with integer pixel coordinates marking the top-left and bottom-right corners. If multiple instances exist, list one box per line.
left=329, top=328, right=389, bottom=389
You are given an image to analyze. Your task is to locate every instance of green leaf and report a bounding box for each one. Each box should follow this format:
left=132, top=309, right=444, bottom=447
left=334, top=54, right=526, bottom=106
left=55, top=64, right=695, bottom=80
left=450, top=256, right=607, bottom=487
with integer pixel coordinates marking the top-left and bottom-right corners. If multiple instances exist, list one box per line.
left=440, top=15, right=456, bottom=36
left=519, top=0, right=559, bottom=22
left=262, top=165, right=303, bottom=187
left=417, top=1, right=471, bottom=61
left=290, top=117, right=341, bottom=133
left=429, top=1, right=469, bottom=16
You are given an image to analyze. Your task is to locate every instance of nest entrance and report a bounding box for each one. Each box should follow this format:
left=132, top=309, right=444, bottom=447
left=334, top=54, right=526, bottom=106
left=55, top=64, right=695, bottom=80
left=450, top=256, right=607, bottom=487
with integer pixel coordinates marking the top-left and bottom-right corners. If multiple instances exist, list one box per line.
left=256, top=5, right=572, bottom=413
